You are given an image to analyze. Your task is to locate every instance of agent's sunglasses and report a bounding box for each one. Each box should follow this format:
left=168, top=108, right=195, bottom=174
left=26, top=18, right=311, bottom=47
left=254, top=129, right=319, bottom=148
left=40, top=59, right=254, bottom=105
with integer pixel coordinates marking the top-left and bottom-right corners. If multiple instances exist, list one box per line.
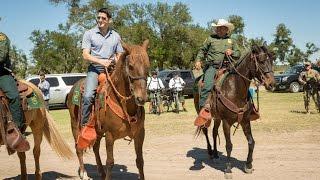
left=96, top=16, right=107, bottom=21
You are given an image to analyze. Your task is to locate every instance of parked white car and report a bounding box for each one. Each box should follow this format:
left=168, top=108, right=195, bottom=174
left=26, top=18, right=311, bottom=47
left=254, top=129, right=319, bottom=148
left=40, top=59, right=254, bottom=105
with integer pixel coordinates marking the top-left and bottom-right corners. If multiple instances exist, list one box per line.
left=26, top=73, right=86, bottom=107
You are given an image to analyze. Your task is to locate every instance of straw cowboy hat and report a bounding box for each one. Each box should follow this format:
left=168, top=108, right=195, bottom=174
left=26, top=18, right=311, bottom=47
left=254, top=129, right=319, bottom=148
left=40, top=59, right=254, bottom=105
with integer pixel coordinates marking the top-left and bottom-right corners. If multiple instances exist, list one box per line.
left=211, top=19, right=235, bottom=33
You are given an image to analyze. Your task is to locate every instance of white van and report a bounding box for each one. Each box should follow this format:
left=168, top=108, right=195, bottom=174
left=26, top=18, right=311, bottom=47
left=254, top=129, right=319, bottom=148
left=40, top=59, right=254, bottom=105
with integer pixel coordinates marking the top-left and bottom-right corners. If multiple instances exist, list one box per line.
left=26, top=73, right=86, bottom=107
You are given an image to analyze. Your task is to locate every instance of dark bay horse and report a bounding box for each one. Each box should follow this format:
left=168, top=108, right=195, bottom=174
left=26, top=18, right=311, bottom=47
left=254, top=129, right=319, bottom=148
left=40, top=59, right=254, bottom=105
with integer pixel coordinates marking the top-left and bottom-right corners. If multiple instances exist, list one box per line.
left=194, top=44, right=275, bottom=178
left=67, top=40, right=150, bottom=180
left=0, top=80, right=73, bottom=180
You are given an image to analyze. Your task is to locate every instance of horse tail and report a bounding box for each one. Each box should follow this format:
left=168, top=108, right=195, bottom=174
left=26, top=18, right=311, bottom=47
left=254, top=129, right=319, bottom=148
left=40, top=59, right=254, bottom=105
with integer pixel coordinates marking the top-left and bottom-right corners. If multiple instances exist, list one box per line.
left=43, top=109, right=73, bottom=159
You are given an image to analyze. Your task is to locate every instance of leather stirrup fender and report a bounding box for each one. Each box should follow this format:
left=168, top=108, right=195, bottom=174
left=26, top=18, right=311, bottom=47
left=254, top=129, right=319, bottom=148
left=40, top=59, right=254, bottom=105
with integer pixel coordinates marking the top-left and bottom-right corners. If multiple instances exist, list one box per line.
left=194, top=107, right=212, bottom=128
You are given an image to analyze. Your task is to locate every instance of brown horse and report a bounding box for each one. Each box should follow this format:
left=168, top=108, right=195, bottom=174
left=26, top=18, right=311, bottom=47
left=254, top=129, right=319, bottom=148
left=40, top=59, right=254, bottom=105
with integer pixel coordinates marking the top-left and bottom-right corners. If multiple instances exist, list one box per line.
left=194, top=44, right=275, bottom=178
left=0, top=80, right=73, bottom=180
left=67, top=40, right=150, bottom=180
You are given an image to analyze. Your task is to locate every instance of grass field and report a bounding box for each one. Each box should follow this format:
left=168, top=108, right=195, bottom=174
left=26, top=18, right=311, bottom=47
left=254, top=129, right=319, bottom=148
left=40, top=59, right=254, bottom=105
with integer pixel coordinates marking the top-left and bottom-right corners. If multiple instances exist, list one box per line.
left=50, top=90, right=320, bottom=139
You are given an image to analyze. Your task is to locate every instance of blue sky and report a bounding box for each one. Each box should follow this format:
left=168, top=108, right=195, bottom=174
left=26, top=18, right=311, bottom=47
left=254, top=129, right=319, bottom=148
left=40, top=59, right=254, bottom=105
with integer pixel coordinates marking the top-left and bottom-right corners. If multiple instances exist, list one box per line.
left=1, top=0, right=319, bottom=61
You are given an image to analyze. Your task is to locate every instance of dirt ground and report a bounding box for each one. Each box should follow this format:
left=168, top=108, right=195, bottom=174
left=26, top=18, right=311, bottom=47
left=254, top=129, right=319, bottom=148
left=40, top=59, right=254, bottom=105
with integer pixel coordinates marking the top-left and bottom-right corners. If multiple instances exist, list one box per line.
left=1, top=93, right=320, bottom=180
left=1, top=128, right=320, bottom=180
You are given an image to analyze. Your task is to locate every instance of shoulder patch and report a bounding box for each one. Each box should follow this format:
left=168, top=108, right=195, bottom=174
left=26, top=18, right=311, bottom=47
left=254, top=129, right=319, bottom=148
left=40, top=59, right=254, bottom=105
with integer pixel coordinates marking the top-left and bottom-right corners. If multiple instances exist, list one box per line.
left=227, top=39, right=232, bottom=44
left=0, top=34, right=7, bottom=41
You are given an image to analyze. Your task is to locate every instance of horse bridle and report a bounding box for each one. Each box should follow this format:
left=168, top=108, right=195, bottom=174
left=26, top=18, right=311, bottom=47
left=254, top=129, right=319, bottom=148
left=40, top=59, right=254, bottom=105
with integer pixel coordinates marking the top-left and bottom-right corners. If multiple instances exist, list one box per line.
left=227, top=49, right=273, bottom=84
left=125, top=54, right=148, bottom=98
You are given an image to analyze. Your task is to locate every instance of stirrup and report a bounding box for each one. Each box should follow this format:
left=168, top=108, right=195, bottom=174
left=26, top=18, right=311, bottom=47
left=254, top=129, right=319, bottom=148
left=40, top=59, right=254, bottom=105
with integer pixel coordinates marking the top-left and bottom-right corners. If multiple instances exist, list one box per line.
left=194, top=105, right=212, bottom=128
left=6, top=122, right=30, bottom=152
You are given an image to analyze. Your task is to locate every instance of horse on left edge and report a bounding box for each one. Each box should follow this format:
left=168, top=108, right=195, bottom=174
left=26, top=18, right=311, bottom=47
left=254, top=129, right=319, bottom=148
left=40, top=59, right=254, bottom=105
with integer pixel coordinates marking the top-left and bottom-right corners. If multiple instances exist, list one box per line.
left=0, top=80, right=73, bottom=180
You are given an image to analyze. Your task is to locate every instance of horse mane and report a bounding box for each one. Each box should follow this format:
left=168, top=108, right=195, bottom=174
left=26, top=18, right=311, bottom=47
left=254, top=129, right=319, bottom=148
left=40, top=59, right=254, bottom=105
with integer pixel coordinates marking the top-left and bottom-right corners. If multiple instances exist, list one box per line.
left=234, top=48, right=252, bottom=69
left=111, top=43, right=149, bottom=83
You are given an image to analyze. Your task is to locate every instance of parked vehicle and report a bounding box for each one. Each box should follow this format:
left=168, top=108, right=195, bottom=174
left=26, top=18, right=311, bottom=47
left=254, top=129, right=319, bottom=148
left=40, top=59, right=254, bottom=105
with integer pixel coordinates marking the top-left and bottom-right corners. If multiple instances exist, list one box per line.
left=158, top=69, right=195, bottom=97
left=26, top=73, right=86, bottom=107
left=272, top=64, right=319, bottom=93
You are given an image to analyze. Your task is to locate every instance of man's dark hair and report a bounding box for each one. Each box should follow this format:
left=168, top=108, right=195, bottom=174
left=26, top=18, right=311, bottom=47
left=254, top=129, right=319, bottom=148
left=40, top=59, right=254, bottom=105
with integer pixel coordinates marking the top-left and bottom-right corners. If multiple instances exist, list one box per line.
left=39, top=72, right=45, bottom=76
left=98, top=8, right=112, bottom=18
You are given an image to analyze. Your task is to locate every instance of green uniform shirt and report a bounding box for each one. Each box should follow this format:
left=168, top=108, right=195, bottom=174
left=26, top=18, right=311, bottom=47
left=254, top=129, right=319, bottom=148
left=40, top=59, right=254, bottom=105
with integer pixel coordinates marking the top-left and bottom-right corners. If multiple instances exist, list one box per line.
left=298, top=69, right=320, bottom=83
left=314, top=66, right=320, bottom=73
left=0, top=32, right=11, bottom=76
left=196, top=34, right=241, bottom=64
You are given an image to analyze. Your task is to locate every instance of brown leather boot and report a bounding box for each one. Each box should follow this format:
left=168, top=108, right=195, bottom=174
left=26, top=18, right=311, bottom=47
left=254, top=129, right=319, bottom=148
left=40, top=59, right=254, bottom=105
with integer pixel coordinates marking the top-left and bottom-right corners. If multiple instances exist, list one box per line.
left=194, top=104, right=212, bottom=127
left=249, top=109, right=260, bottom=121
left=6, top=122, right=30, bottom=152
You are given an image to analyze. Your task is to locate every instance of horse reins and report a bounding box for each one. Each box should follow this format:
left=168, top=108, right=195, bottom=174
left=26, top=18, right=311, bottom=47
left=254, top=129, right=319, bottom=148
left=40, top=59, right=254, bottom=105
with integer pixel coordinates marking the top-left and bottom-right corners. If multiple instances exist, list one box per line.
left=104, top=53, right=147, bottom=124
left=125, top=54, right=148, bottom=97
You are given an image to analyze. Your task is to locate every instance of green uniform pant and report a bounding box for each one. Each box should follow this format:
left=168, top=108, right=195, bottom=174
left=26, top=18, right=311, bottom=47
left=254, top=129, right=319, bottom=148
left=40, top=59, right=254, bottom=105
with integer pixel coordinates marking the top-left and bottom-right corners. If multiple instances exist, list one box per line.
left=0, top=75, right=23, bottom=128
left=199, top=66, right=216, bottom=108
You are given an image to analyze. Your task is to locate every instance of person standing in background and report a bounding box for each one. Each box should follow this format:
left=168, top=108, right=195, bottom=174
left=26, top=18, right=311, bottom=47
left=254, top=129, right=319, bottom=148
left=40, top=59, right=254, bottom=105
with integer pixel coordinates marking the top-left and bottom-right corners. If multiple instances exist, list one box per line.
left=38, top=72, right=50, bottom=110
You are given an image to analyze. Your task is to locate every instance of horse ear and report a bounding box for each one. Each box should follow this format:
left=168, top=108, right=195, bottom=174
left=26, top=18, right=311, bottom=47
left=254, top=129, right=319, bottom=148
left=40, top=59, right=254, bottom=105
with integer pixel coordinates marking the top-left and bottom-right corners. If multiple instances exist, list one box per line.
left=252, top=44, right=259, bottom=53
left=142, top=39, right=149, bottom=51
left=121, top=40, right=131, bottom=54
left=263, top=41, right=268, bottom=47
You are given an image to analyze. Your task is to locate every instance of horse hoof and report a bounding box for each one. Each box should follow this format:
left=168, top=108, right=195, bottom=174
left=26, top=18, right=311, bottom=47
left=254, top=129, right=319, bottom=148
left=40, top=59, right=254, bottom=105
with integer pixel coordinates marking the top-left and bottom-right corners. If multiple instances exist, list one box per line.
left=35, top=173, right=42, bottom=180
left=244, top=165, right=253, bottom=174
left=83, top=172, right=91, bottom=180
left=224, top=172, right=232, bottom=179
left=79, top=170, right=90, bottom=180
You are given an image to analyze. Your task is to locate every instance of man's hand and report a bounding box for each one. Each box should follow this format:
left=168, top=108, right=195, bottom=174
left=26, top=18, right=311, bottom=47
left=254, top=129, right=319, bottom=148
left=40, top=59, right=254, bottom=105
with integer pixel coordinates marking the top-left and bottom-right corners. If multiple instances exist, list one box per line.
left=225, top=49, right=233, bottom=56
left=99, top=59, right=111, bottom=67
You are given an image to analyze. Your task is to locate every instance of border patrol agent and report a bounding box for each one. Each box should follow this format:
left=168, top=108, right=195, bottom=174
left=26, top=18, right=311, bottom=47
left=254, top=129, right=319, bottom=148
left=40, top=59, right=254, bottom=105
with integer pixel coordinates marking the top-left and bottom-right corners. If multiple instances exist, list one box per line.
left=195, top=19, right=241, bottom=111
left=0, top=32, right=25, bottom=132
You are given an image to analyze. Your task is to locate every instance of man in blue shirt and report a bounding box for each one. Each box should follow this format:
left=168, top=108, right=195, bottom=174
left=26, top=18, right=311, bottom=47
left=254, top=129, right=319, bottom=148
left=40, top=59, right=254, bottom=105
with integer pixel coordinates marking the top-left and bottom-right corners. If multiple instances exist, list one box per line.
left=81, top=8, right=124, bottom=126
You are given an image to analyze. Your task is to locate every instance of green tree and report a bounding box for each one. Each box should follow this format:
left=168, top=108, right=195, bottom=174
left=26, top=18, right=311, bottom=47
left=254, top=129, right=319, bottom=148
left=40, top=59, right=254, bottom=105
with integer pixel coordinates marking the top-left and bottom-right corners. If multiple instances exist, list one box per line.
left=273, top=23, right=293, bottom=63
left=287, top=45, right=304, bottom=65
left=30, top=27, right=84, bottom=73
left=304, top=42, right=319, bottom=62
left=10, top=45, right=28, bottom=78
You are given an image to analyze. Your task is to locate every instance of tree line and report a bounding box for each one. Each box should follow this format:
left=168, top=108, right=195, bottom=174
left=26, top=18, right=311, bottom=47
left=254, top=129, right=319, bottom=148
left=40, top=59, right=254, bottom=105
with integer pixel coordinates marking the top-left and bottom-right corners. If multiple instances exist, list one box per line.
left=6, top=0, right=320, bottom=77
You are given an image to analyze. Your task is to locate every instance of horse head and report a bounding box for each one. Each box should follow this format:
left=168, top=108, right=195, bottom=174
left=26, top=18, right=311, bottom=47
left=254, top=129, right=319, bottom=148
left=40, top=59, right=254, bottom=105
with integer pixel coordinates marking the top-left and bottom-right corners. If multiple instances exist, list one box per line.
left=251, top=42, right=276, bottom=90
left=121, top=39, right=150, bottom=106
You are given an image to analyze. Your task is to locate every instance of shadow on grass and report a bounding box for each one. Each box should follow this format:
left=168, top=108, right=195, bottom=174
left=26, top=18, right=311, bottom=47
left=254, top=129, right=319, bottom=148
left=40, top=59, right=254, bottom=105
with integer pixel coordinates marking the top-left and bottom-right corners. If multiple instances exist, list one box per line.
left=186, top=147, right=246, bottom=173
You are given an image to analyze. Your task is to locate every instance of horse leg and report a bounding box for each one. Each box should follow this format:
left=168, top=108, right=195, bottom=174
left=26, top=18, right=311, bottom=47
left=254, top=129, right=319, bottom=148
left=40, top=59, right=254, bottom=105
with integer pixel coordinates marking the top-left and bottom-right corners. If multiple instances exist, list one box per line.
left=202, top=127, right=213, bottom=159
left=241, top=121, right=255, bottom=173
left=212, top=119, right=221, bottom=159
left=17, top=152, right=27, bottom=180
left=317, top=91, right=320, bottom=112
left=134, top=127, right=145, bottom=180
left=222, top=121, right=233, bottom=179
left=93, top=135, right=106, bottom=179
left=105, top=132, right=114, bottom=180
left=304, top=92, right=309, bottom=113
left=31, top=127, right=43, bottom=180
left=76, top=146, right=89, bottom=179
left=311, top=92, right=319, bottom=112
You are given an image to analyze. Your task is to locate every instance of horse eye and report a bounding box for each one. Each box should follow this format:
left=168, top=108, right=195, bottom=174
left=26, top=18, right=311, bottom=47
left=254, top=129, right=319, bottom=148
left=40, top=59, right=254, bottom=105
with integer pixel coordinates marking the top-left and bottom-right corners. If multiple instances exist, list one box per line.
left=129, top=64, right=134, bottom=70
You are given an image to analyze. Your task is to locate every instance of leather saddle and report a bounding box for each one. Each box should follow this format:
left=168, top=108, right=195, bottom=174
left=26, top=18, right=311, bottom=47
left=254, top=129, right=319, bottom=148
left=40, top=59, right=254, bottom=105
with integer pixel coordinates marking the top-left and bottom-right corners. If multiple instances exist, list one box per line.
left=0, top=81, right=32, bottom=154
left=0, top=81, right=33, bottom=98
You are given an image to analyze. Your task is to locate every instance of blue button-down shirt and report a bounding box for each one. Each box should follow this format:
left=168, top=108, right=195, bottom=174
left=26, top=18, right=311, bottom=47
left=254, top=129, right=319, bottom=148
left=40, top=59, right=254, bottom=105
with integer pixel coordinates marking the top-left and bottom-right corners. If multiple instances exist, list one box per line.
left=82, top=26, right=124, bottom=72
